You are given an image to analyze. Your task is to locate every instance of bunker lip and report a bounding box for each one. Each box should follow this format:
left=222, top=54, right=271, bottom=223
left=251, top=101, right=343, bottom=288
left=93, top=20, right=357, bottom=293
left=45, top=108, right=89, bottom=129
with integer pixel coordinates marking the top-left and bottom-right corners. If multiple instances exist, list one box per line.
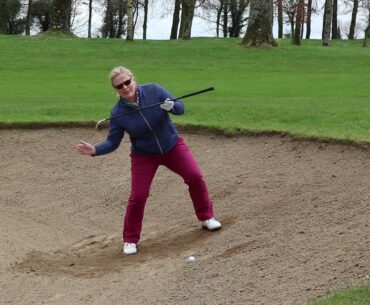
left=0, top=122, right=368, bottom=150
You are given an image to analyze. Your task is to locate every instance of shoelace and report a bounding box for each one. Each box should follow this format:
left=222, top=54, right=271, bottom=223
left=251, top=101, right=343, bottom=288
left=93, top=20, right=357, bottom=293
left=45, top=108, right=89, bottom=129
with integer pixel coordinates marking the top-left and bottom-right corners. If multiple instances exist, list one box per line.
left=124, top=243, right=136, bottom=247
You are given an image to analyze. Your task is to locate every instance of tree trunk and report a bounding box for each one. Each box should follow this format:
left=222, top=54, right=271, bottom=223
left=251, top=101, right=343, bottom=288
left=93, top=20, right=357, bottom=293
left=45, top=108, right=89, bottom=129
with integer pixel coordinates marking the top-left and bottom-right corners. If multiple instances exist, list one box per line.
left=322, top=0, right=333, bottom=46
left=87, top=0, right=92, bottom=38
left=142, top=0, right=148, bottom=40
left=293, top=0, right=304, bottom=45
left=349, top=0, right=358, bottom=39
left=170, top=0, right=181, bottom=39
left=178, top=0, right=196, bottom=40
left=25, top=0, right=33, bottom=35
left=363, top=12, right=370, bottom=47
left=331, top=0, right=338, bottom=39
left=127, top=0, right=134, bottom=40
left=277, top=0, right=283, bottom=38
left=117, top=0, right=124, bottom=38
left=306, top=0, right=312, bottom=39
left=216, top=0, right=224, bottom=38
left=222, top=0, right=228, bottom=37
left=0, top=0, right=6, bottom=34
left=241, top=0, right=276, bottom=47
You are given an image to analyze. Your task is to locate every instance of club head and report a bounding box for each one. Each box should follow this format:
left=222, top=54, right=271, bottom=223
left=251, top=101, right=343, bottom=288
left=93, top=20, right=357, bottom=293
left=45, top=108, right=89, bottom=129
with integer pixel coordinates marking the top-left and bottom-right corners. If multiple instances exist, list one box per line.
left=95, top=119, right=106, bottom=131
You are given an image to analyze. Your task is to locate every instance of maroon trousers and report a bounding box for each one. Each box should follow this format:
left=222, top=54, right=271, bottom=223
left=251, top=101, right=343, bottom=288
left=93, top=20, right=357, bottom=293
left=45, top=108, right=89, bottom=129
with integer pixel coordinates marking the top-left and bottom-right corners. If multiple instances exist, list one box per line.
left=123, top=137, right=214, bottom=243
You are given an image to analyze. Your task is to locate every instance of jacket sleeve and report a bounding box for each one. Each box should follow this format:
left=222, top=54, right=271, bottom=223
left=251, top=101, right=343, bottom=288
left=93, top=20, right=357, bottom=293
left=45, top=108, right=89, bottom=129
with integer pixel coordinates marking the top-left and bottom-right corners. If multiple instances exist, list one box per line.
left=156, top=84, right=185, bottom=115
left=94, top=118, right=124, bottom=156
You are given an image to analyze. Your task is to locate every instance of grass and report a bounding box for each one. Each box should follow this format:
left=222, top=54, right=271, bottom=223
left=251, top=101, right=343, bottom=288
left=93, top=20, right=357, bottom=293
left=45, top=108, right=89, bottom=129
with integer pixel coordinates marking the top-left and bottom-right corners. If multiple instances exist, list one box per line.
left=306, top=282, right=370, bottom=305
left=0, top=35, right=369, bottom=143
left=0, top=35, right=369, bottom=303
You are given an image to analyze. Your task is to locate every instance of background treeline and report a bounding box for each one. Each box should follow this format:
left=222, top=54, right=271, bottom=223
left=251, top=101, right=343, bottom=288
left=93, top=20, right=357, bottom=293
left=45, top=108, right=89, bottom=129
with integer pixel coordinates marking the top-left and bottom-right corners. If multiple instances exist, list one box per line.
left=0, top=0, right=369, bottom=44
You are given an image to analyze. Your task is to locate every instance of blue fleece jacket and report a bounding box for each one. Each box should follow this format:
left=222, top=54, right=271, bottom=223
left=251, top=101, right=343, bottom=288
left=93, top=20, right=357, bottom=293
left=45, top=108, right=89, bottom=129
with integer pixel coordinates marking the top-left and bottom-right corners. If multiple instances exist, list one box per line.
left=94, top=83, right=185, bottom=156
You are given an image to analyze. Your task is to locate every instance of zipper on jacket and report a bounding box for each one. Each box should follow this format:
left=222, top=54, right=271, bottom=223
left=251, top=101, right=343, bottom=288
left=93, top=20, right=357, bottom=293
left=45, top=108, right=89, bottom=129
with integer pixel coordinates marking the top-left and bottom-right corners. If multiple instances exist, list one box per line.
left=139, top=110, right=164, bottom=154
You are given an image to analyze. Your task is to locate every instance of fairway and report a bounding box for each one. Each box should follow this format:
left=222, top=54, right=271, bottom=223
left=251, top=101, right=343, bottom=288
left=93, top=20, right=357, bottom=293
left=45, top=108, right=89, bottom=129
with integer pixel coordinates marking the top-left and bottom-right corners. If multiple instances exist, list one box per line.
left=0, top=36, right=369, bottom=143
left=1, top=128, right=369, bottom=305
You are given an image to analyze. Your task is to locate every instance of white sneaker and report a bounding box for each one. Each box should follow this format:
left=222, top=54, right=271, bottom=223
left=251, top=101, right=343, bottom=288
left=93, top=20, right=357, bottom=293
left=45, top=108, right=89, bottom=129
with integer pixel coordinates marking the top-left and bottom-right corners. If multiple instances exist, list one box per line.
left=201, top=218, right=222, bottom=231
left=123, top=243, right=137, bottom=255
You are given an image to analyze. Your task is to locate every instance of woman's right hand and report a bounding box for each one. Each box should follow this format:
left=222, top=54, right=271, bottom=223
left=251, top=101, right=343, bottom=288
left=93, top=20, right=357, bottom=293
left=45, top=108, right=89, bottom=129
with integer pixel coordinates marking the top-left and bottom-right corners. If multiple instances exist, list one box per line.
left=74, top=141, right=96, bottom=156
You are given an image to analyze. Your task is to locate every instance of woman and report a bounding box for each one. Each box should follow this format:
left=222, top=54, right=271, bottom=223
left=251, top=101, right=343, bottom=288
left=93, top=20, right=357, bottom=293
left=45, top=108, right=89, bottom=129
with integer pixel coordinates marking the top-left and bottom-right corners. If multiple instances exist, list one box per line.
left=74, top=66, right=221, bottom=255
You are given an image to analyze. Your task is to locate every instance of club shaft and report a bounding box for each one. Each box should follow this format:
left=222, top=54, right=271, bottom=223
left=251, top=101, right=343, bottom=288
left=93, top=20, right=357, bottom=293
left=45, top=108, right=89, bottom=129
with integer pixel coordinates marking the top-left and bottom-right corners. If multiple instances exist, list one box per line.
left=102, top=86, right=215, bottom=123
left=174, top=87, right=214, bottom=101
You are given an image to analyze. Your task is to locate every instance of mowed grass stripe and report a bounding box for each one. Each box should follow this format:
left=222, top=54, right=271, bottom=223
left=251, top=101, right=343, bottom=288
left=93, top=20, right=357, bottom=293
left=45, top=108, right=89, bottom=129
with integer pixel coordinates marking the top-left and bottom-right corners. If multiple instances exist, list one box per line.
left=0, top=35, right=369, bottom=142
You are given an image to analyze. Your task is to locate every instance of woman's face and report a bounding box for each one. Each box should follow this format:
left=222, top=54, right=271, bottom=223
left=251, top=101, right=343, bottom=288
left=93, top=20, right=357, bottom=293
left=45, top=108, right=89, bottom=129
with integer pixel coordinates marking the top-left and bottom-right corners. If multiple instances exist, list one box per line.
left=112, top=73, right=136, bottom=101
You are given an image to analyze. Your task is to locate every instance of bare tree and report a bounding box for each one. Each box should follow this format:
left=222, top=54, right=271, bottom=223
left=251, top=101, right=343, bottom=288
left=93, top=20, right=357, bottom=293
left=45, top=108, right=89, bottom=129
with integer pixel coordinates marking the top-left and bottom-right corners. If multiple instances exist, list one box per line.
left=323, top=0, right=333, bottom=46
left=87, top=0, right=92, bottom=38
left=101, top=0, right=126, bottom=38
left=198, top=0, right=249, bottom=38
left=276, top=0, right=283, bottom=38
left=170, top=0, right=181, bottom=39
left=127, top=0, right=133, bottom=40
left=142, top=0, right=148, bottom=39
left=228, top=0, right=249, bottom=37
left=363, top=0, right=370, bottom=46
left=349, top=0, right=359, bottom=39
left=241, top=0, right=276, bottom=47
left=293, top=0, right=304, bottom=44
left=178, top=0, right=196, bottom=39
left=331, top=0, right=338, bottom=38
left=25, top=0, right=33, bottom=35
left=306, top=0, right=312, bottom=38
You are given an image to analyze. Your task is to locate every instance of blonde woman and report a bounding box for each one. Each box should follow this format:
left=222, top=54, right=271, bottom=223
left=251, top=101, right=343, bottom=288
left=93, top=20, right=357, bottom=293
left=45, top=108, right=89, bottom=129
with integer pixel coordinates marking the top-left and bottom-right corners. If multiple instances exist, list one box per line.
left=75, top=66, right=221, bottom=255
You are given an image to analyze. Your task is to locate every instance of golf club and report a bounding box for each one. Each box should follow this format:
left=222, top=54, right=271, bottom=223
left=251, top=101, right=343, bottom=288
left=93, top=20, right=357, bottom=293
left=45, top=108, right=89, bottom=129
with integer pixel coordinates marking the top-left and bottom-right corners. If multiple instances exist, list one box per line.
left=95, top=86, right=215, bottom=130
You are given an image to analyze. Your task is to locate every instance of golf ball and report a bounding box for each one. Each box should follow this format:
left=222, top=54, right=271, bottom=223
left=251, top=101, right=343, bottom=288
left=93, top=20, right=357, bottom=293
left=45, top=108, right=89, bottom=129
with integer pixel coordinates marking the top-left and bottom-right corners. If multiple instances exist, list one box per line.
left=187, top=256, right=196, bottom=262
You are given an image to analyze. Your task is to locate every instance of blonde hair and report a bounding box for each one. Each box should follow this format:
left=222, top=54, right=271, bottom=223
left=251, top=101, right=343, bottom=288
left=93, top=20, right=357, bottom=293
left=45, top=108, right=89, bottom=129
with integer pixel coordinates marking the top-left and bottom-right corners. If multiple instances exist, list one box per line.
left=109, top=66, right=135, bottom=83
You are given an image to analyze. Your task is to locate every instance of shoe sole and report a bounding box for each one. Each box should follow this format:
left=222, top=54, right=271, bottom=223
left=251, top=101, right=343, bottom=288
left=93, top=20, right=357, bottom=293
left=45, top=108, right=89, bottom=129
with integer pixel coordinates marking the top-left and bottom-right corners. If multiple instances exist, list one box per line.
left=202, top=225, right=222, bottom=231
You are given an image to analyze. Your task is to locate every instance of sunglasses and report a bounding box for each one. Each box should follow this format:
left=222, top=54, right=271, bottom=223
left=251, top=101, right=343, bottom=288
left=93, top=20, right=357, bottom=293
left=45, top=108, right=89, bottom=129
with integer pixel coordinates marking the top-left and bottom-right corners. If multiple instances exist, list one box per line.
left=114, top=78, right=132, bottom=89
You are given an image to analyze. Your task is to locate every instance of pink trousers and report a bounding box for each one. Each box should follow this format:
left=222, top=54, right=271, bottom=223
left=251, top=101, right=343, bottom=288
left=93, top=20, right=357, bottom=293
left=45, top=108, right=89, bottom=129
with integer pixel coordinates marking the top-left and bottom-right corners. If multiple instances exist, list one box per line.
left=123, top=137, right=214, bottom=243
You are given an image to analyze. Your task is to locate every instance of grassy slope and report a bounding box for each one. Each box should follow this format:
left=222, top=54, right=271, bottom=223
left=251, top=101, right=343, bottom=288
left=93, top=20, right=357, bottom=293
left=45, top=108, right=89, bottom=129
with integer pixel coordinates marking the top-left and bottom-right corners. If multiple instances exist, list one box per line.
left=0, top=35, right=369, bottom=142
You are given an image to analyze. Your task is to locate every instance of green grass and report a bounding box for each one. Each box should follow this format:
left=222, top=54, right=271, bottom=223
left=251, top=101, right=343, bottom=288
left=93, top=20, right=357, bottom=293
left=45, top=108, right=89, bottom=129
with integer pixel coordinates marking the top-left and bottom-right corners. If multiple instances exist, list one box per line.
left=306, top=282, right=370, bottom=305
left=0, top=35, right=369, bottom=144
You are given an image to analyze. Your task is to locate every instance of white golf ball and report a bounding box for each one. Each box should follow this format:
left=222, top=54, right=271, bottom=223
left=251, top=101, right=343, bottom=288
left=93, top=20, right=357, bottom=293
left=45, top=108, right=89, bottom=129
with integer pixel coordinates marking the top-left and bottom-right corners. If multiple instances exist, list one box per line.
left=187, top=256, right=196, bottom=262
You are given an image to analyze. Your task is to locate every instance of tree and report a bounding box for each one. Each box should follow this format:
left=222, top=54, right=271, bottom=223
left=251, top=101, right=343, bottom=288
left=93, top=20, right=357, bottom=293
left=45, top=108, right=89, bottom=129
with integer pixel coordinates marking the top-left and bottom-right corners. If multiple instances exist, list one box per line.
left=87, top=0, right=92, bottom=38
left=306, top=0, right=312, bottom=38
left=282, top=0, right=297, bottom=40
left=170, top=0, right=181, bottom=39
left=349, top=0, right=359, bottom=39
left=127, top=0, right=134, bottom=40
left=331, top=0, right=338, bottom=38
left=101, top=0, right=126, bottom=38
left=0, top=0, right=24, bottom=34
left=50, top=0, right=72, bottom=32
left=363, top=0, right=370, bottom=46
left=0, top=0, right=9, bottom=34
left=228, top=0, right=249, bottom=37
left=322, top=0, right=333, bottom=46
left=241, top=0, right=276, bottom=47
left=142, top=0, right=148, bottom=39
left=178, top=0, right=196, bottom=39
left=198, top=0, right=249, bottom=38
left=25, top=0, right=33, bottom=35
left=293, top=0, right=304, bottom=45
left=30, top=0, right=53, bottom=33
left=276, top=0, right=283, bottom=38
